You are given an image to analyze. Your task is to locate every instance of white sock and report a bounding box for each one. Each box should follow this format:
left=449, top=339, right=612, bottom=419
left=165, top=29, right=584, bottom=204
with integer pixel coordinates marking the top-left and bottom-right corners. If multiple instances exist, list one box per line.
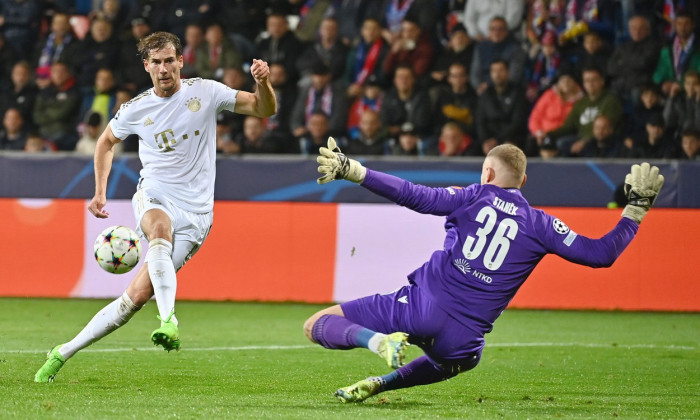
left=367, top=333, right=386, bottom=354
left=147, top=238, right=178, bottom=325
left=59, top=292, right=139, bottom=359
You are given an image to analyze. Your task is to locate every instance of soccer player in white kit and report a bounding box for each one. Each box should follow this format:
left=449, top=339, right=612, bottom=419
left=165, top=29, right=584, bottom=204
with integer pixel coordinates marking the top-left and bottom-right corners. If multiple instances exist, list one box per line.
left=35, top=32, right=277, bottom=382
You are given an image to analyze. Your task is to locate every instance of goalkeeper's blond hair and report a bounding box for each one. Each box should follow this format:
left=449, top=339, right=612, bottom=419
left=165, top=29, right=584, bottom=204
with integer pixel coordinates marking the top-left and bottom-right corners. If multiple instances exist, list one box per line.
left=487, top=144, right=527, bottom=187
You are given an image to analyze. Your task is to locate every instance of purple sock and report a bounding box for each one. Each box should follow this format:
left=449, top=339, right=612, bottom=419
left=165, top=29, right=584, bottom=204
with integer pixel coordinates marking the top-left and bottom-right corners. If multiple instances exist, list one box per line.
left=380, top=353, right=480, bottom=391
left=311, top=314, right=375, bottom=350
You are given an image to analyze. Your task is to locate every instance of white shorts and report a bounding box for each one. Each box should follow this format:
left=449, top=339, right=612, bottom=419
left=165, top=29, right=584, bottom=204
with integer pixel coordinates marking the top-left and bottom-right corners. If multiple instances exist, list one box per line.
left=132, top=187, right=213, bottom=271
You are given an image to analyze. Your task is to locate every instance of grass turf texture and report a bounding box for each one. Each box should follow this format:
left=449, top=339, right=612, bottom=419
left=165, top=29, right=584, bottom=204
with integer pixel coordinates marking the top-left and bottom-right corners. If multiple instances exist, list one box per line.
left=1, top=298, right=698, bottom=419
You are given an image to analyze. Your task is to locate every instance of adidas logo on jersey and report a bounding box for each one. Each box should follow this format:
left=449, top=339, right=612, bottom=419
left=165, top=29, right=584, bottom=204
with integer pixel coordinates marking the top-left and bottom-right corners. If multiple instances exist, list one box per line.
left=144, top=117, right=154, bottom=126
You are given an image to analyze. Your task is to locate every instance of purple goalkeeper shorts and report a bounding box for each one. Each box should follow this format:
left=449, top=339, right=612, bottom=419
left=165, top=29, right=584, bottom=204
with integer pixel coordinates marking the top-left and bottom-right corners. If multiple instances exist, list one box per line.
left=340, top=284, right=484, bottom=361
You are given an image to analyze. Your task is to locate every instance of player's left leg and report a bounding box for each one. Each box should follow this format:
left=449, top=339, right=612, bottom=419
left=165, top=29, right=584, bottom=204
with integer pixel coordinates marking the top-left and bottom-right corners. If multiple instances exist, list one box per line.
left=140, top=208, right=180, bottom=351
left=335, top=353, right=481, bottom=403
left=149, top=209, right=211, bottom=352
left=304, top=304, right=409, bottom=369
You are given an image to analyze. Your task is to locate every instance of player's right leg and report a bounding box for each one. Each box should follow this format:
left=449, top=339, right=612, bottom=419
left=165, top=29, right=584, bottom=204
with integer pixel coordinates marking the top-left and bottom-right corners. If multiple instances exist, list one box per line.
left=303, top=304, right=409, bottom=370
left=34, top=266, right=152, bottom=382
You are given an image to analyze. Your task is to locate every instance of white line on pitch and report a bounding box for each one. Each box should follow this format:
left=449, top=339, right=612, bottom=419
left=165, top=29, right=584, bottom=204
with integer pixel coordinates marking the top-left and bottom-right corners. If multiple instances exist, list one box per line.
left=1, top=342, right=696, bottom=355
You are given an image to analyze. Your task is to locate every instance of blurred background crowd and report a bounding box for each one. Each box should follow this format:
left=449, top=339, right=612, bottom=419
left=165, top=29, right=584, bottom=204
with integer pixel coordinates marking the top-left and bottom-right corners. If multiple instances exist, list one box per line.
left=0, top=0, right=699, bottom=160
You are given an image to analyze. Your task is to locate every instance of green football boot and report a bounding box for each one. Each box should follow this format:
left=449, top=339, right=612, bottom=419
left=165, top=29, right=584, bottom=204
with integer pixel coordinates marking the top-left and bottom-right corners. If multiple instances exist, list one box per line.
left=34, top=345, right=66, bottom=383
left=334, top=377, right=383, bottom=403
left=377, top=332, right=409, bottom=369
left=151, top=311, right=180, bottom=352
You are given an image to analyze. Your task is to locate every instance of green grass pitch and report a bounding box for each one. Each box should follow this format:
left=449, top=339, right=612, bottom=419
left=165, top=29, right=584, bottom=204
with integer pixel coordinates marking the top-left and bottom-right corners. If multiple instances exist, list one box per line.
left=1, top=298, right=698, bottom=419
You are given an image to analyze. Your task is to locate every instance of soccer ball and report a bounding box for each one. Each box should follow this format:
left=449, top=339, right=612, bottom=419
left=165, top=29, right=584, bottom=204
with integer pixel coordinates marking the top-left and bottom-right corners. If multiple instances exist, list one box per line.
left=94, top=225, right=142, bottom=274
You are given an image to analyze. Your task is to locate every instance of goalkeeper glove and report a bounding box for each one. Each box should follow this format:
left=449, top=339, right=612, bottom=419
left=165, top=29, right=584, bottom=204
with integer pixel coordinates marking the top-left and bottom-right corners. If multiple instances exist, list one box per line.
left=316, top=137, right=367, bottom=184
left=621, top=162, right=664, bottom=224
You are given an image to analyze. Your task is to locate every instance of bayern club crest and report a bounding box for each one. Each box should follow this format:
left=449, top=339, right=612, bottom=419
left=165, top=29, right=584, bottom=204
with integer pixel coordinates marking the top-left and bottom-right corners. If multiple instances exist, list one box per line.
left=552, top=218, right=570, bottom=235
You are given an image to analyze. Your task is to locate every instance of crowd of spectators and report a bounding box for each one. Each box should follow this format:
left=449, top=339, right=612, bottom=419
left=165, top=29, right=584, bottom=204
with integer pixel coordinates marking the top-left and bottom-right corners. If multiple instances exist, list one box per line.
left=0, top=0, right=699, bottom=161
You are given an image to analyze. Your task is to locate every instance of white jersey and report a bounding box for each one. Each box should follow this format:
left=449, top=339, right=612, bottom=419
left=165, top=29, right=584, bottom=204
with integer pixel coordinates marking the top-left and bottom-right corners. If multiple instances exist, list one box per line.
left=110, top=78, right=239, bottom=213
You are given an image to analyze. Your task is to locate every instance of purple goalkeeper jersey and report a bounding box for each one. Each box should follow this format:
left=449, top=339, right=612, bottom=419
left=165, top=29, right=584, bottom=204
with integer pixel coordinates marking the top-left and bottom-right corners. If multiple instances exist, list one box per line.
left=361, top=169, right=639, bottom=339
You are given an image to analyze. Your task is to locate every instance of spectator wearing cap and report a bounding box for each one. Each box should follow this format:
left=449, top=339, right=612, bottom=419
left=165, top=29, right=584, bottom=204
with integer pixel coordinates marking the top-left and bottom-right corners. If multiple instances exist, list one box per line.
left=476, top=59, right=528, bottom=155
left=290, top=62, right=349, bottom=139
left=380, top=64, right=432, bottom=138
left=470, top=16, right=526, bottom=95
left=527, top=71, right=582, bottom=156
left=431, top=62, right=478, bottom=142
left=463, top=0, right=524, bottom=41
left=430, top=23, right=474, bottom=87
left=346, top=74, right=384, bottom=140
left=525, top=29, right=561, bottom=103
left=620, top=113, right=677, bottom=159
left=296, top=17, right=349, bottom=90
left=391, top=122, right=428, bottom=156
left=76, top=111, right=122, bottom=155
left=345, top=109, right=391, bottom=155
left=195, top=23, right=243, bottom=81
left=32, top=61, right=81, bottom=151
left=383, top=17, right=435, bottom=83
left=344, top=17, right=390, bottom=99
left=607, top=15, right=661, bottom=110
left=118, top=16, right=153, bottom=94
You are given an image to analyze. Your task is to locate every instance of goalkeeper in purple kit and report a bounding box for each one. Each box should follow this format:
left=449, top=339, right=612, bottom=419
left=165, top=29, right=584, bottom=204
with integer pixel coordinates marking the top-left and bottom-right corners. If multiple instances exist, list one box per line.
left=303, top=137, right=664, bottom=403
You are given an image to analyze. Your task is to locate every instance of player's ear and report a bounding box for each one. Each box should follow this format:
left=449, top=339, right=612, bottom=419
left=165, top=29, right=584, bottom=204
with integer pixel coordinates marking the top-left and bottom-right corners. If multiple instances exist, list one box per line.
left=519, top=174, right=527, bottom=189
left=143, top=59, right=148, bottom=72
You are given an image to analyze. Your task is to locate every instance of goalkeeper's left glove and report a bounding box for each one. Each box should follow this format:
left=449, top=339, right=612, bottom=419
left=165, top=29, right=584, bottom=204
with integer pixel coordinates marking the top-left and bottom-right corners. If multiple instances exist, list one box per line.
left=621, top=162, right=664, bottom=224
left=316, top=137, right=366, bottom=184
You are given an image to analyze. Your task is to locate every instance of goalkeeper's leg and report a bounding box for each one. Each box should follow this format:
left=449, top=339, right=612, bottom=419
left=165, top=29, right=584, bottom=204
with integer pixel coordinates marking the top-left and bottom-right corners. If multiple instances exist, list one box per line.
left=34, top=266, right=151, bottom=382
left=304, top=307, right=409, bottom=369
left=335, top=353, right=480, bottom=403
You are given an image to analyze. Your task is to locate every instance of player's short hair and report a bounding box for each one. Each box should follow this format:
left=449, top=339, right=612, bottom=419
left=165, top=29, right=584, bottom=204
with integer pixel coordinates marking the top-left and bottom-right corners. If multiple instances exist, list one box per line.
left=137, top=31, right=183, bottom=60
left=487, top=144, right=527, bottom=181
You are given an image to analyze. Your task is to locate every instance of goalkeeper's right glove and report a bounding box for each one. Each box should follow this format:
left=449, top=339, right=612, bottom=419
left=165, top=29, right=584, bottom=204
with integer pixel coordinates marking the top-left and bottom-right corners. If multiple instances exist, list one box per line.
left=621, top=162, right=664, bottom=224
left=316, top=137, right=366, bottom=184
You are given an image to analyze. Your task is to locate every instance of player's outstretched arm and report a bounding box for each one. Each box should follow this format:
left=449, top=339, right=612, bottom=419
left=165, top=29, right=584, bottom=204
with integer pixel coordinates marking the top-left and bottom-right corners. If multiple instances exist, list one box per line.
left=316, top=137, right=367, bottom=184
left=621, top=162, right=665, bottom=224
left=88, top=124, right=121, bottom=219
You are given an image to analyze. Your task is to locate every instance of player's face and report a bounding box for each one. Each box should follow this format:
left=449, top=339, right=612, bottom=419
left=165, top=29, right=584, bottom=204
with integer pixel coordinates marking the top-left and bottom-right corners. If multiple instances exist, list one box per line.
left=144, top=45, right=183, bottom=97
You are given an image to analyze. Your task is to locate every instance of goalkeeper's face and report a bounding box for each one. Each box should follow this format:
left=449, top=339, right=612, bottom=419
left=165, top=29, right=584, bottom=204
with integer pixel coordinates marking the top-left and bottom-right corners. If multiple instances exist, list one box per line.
left=144, top=45, right=183, bottom=98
